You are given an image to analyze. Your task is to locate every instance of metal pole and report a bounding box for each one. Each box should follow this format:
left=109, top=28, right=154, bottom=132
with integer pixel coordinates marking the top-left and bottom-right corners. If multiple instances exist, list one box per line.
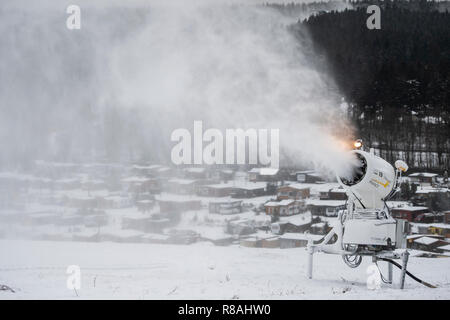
left=399, top=250, right=410, bottom=289
left=307, top=240, right=314, bottom=279
left=388, top=260, right=393, bottom=286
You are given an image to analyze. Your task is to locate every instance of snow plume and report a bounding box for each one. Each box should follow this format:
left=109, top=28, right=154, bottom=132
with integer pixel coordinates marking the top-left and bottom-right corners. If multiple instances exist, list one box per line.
left=0, top=0, right=354, bottom=173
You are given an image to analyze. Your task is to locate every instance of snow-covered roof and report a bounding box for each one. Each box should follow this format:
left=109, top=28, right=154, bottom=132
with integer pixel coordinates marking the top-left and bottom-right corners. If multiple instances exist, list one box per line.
left=413, top=237, right=440, bottom=245
left=409, top=172, right=438, bottom=178
left=243, top=230, right=278, bottom=240
left=438, top=244, right=450, bottom=251
left=233, top=181, right=266, bottom=190
left=329, top=187, right=346, bottom=193
left=305, top=199, right=346, bottom=207
left=155, top=193, right=202, bottom=202
left=157, top=197, right=201, bottom=203
left=260, top=168, right=279, bottom=175
left=416, top=188, right=449, bottom=194
left=277, top=199, right=297, bottom=206
left=122, top=176, right=151, bottom=183
left=279, top=183, right=309, bottom=191
left=209, top=199, right=242, bottom=205
left=294, top=170, right=315, bottom=175
left=248, top=168, right=279, bottom=175
left=265, top=199, right=296, bottom=207
left=279, top=233, right=322, bottom=241
left=263, top=237, right=279, bottom=242
left=391, top=206, right=429, bottom=211
left=311, top=222, right=326, bottom=228
left=407, top=234, right=442, bottom=240
left=137, top=199, right=153, bottom=204
left=279, top=212, right=312, bottom=226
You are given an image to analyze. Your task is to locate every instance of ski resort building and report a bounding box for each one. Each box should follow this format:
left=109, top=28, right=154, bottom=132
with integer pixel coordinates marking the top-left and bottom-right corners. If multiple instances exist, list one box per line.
left=264, top=199, right=305, bottom=216
left=306, top=199, right=346, bottom=217
left=208, top=200, right=243, bottom=214
left=294, top=170, right=326, bottom=183
left=276, top=184, right=310, bottom=200
left=391, top=206, right=430, bottom=222
left=409, top=172, right=439, bottom=186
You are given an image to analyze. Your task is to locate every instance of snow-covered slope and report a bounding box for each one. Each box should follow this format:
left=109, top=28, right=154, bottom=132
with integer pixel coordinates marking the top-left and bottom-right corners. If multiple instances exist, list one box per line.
left=1, top=240, right=449, bottom=299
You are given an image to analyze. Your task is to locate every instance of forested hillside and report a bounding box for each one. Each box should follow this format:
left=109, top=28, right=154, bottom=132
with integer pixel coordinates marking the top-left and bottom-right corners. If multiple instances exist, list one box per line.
left=291, top=0, right=450, bottom=171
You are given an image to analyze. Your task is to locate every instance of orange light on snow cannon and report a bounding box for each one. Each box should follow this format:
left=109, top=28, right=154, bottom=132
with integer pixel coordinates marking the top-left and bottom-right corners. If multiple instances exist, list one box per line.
left=353, top=139, right=363, bottom=149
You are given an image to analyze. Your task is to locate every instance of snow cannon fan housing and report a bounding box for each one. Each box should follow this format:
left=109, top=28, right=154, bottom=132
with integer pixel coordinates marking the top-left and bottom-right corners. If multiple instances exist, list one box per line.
left=336, top=150, right=396, bottom=210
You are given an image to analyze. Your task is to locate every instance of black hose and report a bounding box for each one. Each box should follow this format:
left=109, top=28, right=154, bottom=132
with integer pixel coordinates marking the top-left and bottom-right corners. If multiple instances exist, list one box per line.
left=378, top=258, right=437, bottom=288
left=374, top=261, right=392, bottom=284
left=351, top=190, right=366, bottom=209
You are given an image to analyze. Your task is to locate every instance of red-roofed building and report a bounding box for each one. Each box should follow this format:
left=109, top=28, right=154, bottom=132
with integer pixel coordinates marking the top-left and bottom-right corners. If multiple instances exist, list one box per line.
left=276, top=184, right=310, bottom=200
left=391, top=206, right=430, bottom=222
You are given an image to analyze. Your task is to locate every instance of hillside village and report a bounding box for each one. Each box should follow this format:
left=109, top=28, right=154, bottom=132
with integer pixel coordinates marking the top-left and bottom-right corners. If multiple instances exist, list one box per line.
left=0, top=162, right=449, bottom=254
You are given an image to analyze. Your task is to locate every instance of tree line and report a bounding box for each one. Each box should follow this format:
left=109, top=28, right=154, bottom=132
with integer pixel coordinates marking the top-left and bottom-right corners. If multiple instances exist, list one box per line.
left=268, top=0, right=450, bottom=171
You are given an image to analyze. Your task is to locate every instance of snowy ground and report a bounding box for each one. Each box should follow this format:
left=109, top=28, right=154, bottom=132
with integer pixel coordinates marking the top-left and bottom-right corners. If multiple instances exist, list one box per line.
left=1, top=240, right=449, bottom=299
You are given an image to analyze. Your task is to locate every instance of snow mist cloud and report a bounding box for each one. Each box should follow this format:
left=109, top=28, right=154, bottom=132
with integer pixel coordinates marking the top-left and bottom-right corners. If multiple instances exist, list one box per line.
left=0, top=0, right=354, bottom=173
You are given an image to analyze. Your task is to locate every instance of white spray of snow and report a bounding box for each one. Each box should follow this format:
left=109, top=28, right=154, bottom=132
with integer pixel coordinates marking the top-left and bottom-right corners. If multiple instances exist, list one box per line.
left=0, top=0, right=354, bottom=173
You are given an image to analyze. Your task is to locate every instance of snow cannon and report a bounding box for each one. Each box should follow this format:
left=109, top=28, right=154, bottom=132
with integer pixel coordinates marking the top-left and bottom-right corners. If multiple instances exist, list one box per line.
left=306, top=148, right=415, bottom=289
